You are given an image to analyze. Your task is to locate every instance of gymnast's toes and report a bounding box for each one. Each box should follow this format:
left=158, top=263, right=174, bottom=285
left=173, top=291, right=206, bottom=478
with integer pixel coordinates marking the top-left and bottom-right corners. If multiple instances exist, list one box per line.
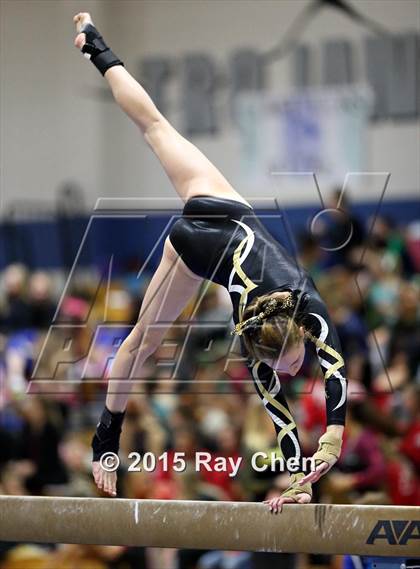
left=73, top=12, right=93, bottom=49
left=73, top=12, right=93, bottom=31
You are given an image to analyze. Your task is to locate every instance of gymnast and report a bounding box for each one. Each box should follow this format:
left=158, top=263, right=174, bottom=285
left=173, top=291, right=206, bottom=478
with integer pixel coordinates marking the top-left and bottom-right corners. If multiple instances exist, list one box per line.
left=73, top=12, right=347, bottom=512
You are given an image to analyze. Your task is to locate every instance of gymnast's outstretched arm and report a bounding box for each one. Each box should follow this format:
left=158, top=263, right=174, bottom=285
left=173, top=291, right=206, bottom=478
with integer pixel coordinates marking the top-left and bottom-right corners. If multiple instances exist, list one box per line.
left=73, top=12, right=250, bottom=207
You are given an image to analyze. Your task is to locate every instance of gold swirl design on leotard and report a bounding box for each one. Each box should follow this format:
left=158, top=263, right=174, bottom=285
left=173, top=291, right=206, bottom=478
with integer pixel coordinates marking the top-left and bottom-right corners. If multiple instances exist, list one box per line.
left=251, top=361, right=300, bottom=460
left=305, top=331, right=345, bottom=380
left=232, top=238, right=258, bottom=319
left=305, top=312, right=347, bottom=412
left=228, top=219, right=258, bottom=321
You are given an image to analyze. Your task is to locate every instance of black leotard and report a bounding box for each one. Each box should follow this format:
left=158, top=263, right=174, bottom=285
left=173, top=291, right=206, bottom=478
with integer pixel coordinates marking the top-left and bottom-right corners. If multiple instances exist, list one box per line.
left=169, top=196, right=347, bottom=466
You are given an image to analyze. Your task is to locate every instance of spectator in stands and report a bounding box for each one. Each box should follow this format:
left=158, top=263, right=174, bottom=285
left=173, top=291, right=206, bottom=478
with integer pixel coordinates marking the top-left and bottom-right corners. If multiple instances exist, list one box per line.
left=15, top=396, right=69, bottom=493
left=298, top=231, right=324, bottom=280
left=28, top=271, right=56, bottom=329
left=325, top=400, right=387, bottom=503
left=368, top=215, right=416, bottom=278
left=388, top=281, right=420, bottom=378
left=0, top=264, right=31, bottom=332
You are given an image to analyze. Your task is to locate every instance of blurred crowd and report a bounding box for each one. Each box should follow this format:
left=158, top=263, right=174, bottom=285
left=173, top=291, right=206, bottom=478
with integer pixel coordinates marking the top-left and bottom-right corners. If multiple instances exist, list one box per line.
left=0, top=201, right=419, bottom=569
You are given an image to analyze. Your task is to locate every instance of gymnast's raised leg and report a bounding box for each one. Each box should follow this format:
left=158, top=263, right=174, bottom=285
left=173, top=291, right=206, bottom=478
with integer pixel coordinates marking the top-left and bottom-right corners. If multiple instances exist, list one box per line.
left=74, top=13, right=250, bottom=209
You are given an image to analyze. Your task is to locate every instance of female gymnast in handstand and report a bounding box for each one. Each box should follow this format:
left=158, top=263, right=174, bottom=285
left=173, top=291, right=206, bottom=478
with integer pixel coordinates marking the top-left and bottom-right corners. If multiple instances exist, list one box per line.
left=73, top=13, right=347, bottom=512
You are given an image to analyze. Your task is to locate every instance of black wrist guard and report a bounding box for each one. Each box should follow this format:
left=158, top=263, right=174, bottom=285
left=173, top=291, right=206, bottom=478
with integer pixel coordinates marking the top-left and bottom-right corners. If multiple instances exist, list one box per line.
left=92, top=406, right=125, bottom=462
left=80, top=23, right=124, bottom=76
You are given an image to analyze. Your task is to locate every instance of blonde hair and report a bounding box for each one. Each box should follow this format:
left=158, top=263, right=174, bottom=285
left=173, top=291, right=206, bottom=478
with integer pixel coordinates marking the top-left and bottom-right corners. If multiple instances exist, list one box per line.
left=238, top=292, right=303, bottom=361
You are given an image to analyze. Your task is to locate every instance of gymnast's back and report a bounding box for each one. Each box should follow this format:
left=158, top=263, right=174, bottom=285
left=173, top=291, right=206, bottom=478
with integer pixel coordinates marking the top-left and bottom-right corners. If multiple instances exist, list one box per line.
left=169, top=195, right=320, bottom=321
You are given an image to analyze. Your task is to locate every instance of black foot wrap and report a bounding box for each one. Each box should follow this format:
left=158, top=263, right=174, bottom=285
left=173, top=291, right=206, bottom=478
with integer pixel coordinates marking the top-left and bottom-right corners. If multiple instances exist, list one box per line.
left=80, top=23, right=124, bottom=76
left=92, top=406, right=125, bottom=462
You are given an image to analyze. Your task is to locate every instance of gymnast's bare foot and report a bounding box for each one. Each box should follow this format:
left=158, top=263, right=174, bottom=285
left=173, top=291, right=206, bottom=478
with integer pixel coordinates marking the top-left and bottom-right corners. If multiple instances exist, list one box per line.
left=73, top=12, right=93, bottom=50
left=92, top=460, right=117, bottom=497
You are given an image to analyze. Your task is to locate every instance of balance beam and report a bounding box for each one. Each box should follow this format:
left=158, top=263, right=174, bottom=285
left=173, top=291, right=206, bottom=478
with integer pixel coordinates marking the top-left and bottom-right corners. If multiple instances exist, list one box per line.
left=0, top=497, right=418, bottom=556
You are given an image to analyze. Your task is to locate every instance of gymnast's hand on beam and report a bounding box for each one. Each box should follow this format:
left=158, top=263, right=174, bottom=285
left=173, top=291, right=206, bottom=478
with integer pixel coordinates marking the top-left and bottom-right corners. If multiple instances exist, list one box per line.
left=263, top=490, right=311, bottom=514
left=263, top=472, right=312, bottom=514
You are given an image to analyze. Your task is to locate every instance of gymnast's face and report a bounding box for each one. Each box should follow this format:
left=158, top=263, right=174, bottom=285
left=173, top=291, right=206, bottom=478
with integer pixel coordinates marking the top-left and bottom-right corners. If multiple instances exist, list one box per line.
left=261, top=327, right=306, bottom=376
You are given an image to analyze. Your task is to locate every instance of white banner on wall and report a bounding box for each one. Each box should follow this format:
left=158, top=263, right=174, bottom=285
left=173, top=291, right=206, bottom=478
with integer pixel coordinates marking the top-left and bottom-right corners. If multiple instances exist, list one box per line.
left=235, top=85, right=373, bottom=196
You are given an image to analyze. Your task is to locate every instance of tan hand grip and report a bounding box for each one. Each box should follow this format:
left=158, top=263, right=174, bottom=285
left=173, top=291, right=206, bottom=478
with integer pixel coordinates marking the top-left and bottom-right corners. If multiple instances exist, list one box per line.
left=280, top=472, right=312, bottom=501
left=312, top=431, right=343, bottom=468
